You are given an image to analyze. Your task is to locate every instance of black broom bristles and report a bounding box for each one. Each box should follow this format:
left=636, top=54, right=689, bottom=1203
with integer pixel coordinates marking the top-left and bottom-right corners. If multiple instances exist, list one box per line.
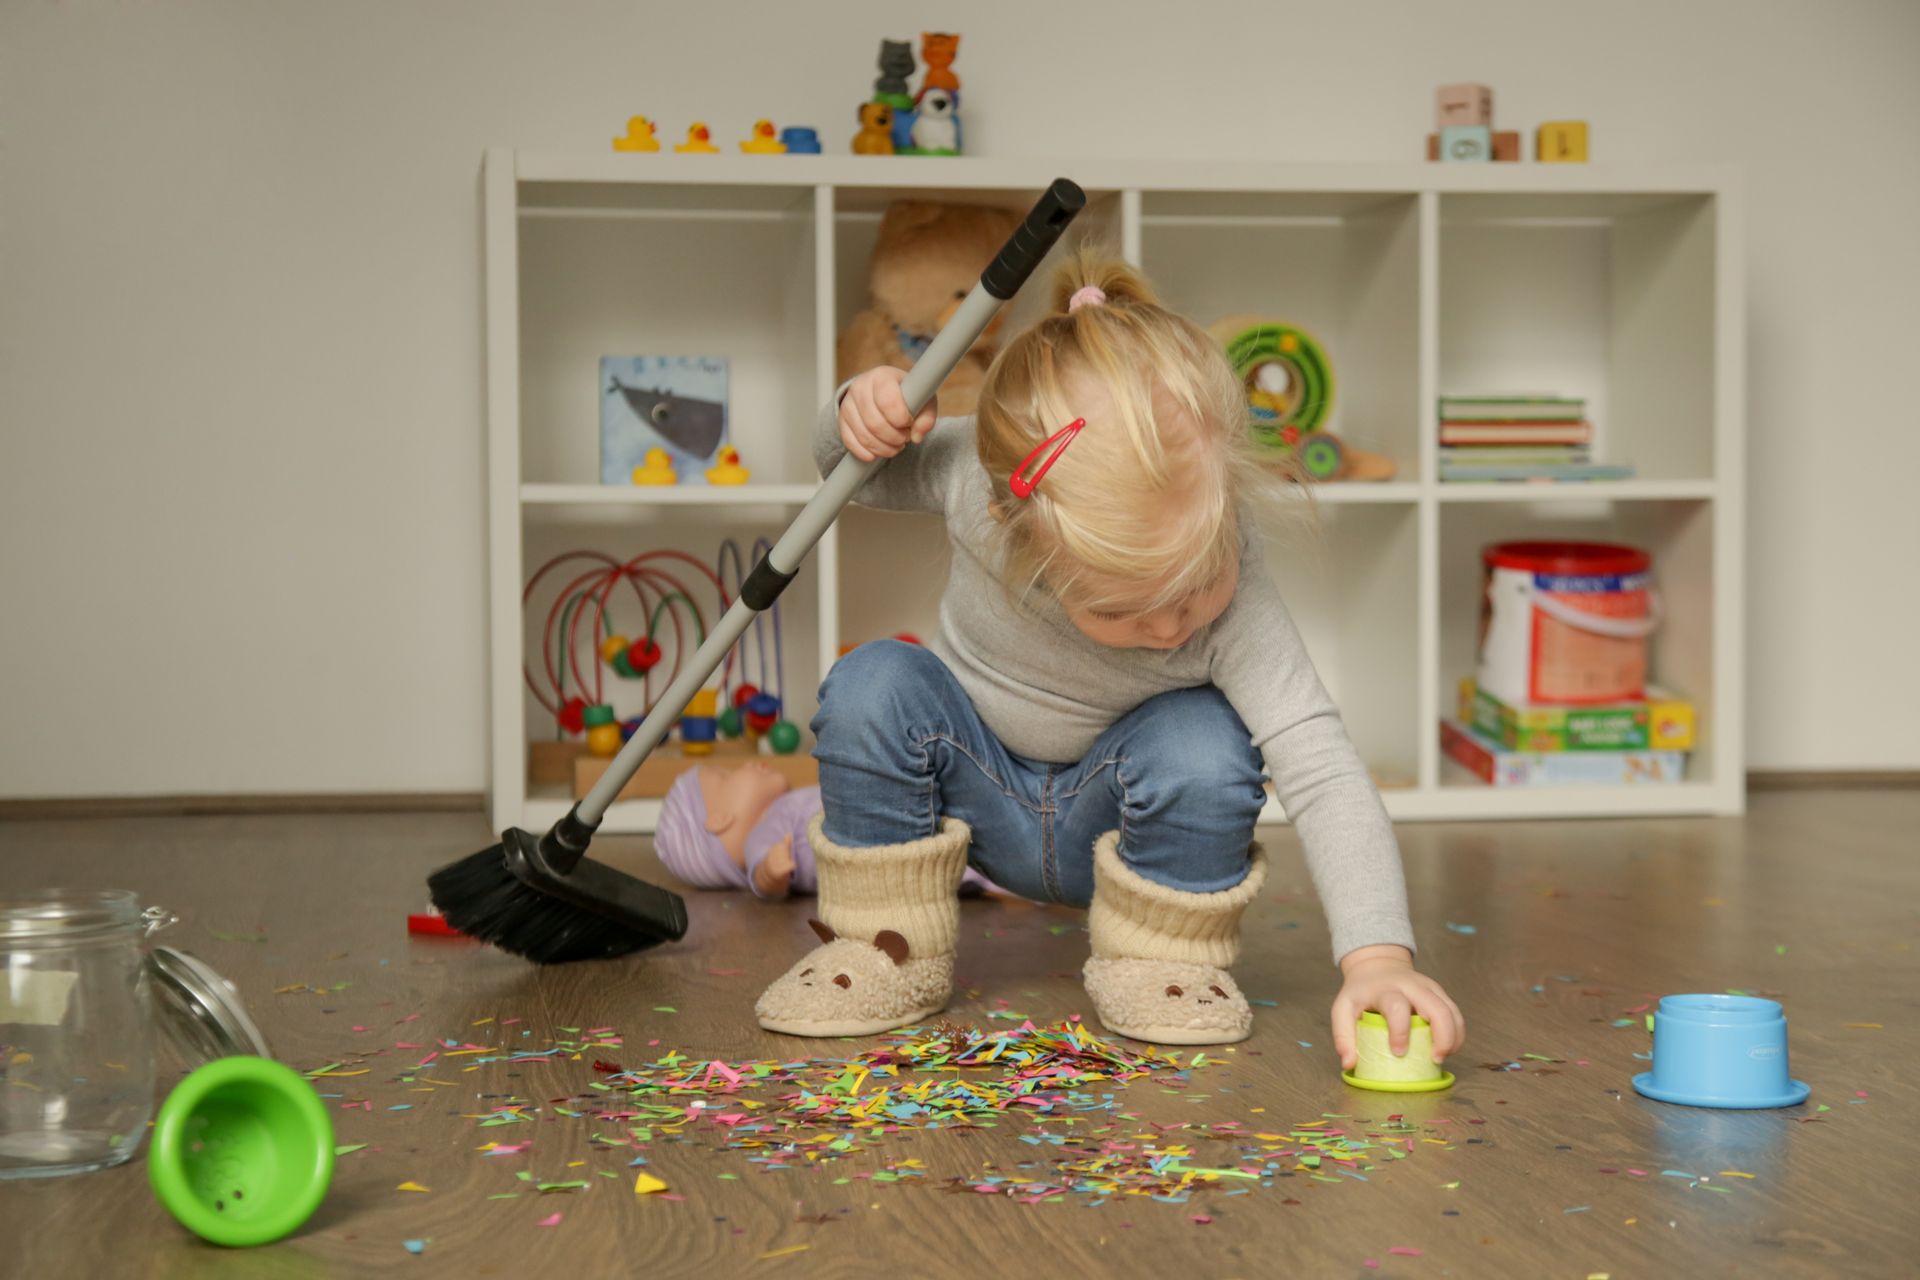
left=427, top=814, right=687, bottom=965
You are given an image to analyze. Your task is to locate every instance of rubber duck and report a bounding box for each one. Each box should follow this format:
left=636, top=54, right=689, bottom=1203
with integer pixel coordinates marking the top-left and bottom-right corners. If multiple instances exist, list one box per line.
left=739, top=119, right=786, bottom=154
left=705, top=445, right=750, bottom=485
left=613, top=116, right=660, bottom=152
left=631, top=448, right=678, bottom=486
left=674, top=122, right=720, bottom=154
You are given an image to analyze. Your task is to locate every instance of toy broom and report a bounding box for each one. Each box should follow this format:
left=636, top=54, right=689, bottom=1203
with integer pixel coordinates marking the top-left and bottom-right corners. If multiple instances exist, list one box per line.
left=429, top=178, right=1087, bottom=963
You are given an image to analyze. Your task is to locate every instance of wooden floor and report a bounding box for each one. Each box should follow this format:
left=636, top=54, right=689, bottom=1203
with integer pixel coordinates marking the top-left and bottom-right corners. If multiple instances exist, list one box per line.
left=2, top=790, right=1915, bottom=1278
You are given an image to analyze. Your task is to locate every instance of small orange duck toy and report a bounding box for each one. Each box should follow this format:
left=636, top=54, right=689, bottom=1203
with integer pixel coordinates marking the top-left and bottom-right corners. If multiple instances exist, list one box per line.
left=739, top=119, right=786, bottom=154
left=674, top=122, right=720, bottom=154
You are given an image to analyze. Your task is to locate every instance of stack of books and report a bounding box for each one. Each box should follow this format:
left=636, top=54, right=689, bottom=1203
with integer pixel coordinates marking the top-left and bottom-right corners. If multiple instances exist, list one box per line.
left=1438, top=394, right=1634, bottom=483
left=1441, top=678, right=1694, bottom=787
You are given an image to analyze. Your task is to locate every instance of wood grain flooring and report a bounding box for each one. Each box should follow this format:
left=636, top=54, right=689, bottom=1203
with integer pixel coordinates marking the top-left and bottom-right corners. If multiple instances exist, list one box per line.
left=1, top=791, right=1915, bottom=1278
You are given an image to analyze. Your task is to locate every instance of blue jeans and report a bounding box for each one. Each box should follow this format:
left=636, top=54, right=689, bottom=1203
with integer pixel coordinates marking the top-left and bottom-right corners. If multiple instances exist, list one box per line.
left=809, top=640, right=1266, bottom=904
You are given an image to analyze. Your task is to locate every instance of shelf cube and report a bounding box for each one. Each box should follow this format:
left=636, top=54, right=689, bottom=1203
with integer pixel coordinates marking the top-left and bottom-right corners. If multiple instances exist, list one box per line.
left=1537, top=121, right=1590, bottom=163
left=1436, top=83, right=1494, bottom=128
left=1440, top=125, right=1492, bottom=163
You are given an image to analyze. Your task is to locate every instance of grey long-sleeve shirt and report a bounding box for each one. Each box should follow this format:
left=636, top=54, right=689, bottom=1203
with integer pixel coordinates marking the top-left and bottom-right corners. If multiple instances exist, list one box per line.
left=816, top=396, right=1415, bottom=963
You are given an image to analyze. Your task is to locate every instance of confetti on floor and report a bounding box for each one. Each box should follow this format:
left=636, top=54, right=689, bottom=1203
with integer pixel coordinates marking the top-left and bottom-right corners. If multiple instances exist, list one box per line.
left=305, top=1016, right=1456, bottom=1217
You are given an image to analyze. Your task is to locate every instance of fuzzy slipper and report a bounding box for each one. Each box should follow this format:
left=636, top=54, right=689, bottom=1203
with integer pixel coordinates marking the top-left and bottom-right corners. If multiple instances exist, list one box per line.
left=755, top=817, right=969, bottom=1038
left=1082, top=957, right=1252, bottom=1044
left=754, top=920, right=955, bottom=1037
left=1082, top=830, right=1266, bottom=1047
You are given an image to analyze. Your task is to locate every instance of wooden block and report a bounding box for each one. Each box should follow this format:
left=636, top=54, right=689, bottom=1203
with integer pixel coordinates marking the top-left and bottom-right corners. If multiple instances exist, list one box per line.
left=571, top=738, right=819, bottom=803
left=1491, top=130, right=1522, bottom=162
left=1537, top=120, right=1589, bottom=163
left=1426, top=132, right=1438, bottom=161
left=1435, top=83, right=1493, bottom=128
left=1439, top=125, right=1491, bottom=163
left=528, top=739, right=588, bottom=787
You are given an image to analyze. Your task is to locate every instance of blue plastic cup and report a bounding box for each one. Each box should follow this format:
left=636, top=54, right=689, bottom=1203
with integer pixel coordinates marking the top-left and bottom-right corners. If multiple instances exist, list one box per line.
left=1632, top=994, right=1809, bottom=1109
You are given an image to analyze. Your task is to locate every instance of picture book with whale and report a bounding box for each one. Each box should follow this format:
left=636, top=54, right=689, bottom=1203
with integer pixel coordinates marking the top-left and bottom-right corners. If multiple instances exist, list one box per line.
left=599, top=355, right=729, bottom=485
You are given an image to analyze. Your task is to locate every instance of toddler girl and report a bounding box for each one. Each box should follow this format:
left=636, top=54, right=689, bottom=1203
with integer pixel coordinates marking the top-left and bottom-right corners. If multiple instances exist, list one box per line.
left=755, top=251, right=1464, bottom=1061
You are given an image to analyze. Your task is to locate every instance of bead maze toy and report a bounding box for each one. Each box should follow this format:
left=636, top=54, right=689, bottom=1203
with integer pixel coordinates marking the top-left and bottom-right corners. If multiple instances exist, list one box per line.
left=523, top=539, right=802, bottom=790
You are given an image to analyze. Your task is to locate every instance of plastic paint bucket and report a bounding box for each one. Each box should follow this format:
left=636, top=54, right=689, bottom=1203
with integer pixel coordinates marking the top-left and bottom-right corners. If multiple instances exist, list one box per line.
left=1476, top=541, right=1659, bottom=706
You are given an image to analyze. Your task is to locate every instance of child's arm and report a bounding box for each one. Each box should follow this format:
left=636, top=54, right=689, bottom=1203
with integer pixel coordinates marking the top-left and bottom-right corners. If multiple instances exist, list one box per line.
left=814, top=368, right=973, bottom=514
left=1210, top=536, right=1463, bottom=1062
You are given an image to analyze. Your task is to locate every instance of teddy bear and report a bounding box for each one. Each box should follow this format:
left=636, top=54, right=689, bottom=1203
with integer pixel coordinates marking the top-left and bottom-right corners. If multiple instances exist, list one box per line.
left=835, top=200, right=1022, bottom=416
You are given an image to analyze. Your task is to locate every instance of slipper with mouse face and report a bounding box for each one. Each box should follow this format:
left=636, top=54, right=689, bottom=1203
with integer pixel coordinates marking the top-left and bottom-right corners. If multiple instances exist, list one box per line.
left=754, top=918, right=954, bottom=1037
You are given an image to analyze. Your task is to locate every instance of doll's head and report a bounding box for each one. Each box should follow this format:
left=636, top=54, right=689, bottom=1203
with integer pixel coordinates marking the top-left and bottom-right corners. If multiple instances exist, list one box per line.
left=976, top=248, right=1296, bottom=650
left=654, top=763, right=791, bottom=888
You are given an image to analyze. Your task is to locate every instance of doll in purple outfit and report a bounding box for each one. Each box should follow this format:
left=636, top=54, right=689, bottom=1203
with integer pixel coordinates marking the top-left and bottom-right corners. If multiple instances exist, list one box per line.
left=655, top=762, right=997, bottom=898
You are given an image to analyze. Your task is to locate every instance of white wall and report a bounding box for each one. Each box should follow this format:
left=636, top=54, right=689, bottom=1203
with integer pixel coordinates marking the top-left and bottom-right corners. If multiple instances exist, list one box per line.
left=3, top=0, right=1916, bottom=798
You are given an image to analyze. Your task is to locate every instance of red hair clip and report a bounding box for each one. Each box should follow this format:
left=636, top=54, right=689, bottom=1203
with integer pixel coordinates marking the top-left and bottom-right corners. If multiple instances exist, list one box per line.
left=1009, top=418, right=1086, bottom=499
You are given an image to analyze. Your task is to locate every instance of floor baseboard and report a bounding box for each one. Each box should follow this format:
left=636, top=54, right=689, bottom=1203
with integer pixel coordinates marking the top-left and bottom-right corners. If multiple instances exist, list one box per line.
left=0, top=792, right=485, bottom=819
left=1747, top=770, right=1920, bottom=791
left=3, top=771, right=1914, bottom=820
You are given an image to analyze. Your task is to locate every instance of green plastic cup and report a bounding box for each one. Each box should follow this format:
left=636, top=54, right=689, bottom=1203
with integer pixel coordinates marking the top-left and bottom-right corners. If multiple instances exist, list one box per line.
left=148, top=1056, right=334, bottom=1247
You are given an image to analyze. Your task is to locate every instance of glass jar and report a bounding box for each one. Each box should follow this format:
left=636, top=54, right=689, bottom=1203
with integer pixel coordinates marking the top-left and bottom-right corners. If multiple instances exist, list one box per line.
left=0, top=890, right=175, bottom=1178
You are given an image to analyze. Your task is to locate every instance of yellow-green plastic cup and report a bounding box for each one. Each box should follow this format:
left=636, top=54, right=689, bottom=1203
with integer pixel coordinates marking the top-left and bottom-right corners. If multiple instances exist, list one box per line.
left=1342, top=1010, right=1455, bottom=1092
left=148, top=1056, right=334, bottom=1247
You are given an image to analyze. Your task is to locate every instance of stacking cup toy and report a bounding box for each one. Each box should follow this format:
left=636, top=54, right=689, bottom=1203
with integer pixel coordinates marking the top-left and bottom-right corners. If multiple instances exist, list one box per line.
left=1631, top=994, right=1809, bottom=1109
left=148, top=1056, right=335, bottom=1247
left=1342, top=1010, right=1455, bottom=1092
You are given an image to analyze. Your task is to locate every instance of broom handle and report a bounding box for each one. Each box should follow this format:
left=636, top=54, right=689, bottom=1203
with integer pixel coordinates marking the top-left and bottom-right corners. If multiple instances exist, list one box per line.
left=575, top=178, right=1087, bottom=828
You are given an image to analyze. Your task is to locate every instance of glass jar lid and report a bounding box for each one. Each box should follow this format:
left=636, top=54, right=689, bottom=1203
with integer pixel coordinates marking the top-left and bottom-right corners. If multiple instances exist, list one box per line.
left=148, top=946, right=274, bottom=1064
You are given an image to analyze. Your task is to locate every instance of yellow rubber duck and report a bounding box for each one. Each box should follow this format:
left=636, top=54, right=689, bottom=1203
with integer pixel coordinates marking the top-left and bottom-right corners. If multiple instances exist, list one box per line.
left=631, top=448, right=678, bottom=486
left=674, top=122, right=720, bottom=154
left=739, top=119, right=786, bottom=154
left=705, top=445, right=750, bottom=485
left=613, top=116, right=660, bottom=152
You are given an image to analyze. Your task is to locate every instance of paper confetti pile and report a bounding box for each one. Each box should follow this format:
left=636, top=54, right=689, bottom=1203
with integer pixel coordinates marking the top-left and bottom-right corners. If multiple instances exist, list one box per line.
left=308, top=1017, right=1457, bottom=1218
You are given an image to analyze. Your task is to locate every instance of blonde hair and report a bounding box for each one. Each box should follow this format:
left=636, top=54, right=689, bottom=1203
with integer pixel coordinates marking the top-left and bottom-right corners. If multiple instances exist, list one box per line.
left=975, top=246, right=1304, bottom=614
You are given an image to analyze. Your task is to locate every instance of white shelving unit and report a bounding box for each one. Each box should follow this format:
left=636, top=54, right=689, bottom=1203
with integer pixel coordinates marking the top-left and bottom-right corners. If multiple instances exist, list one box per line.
left=484, top=151, right=1744, bottom=833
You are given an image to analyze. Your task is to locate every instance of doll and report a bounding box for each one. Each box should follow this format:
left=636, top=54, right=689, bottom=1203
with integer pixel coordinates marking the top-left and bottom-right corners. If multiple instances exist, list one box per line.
left=655, top=762, right=998, bottom=899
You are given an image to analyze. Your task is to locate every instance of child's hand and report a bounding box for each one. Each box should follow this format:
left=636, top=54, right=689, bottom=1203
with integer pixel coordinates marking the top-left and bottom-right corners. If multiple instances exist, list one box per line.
left=1330, top=944, right=1465, bottom=1068
left=839, top=366, right=936, bottom=462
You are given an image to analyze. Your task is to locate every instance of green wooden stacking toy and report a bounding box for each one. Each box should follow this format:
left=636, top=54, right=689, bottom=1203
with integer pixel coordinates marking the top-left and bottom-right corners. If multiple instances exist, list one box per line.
left=1343, top=1011, right=1456, bottom=1092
